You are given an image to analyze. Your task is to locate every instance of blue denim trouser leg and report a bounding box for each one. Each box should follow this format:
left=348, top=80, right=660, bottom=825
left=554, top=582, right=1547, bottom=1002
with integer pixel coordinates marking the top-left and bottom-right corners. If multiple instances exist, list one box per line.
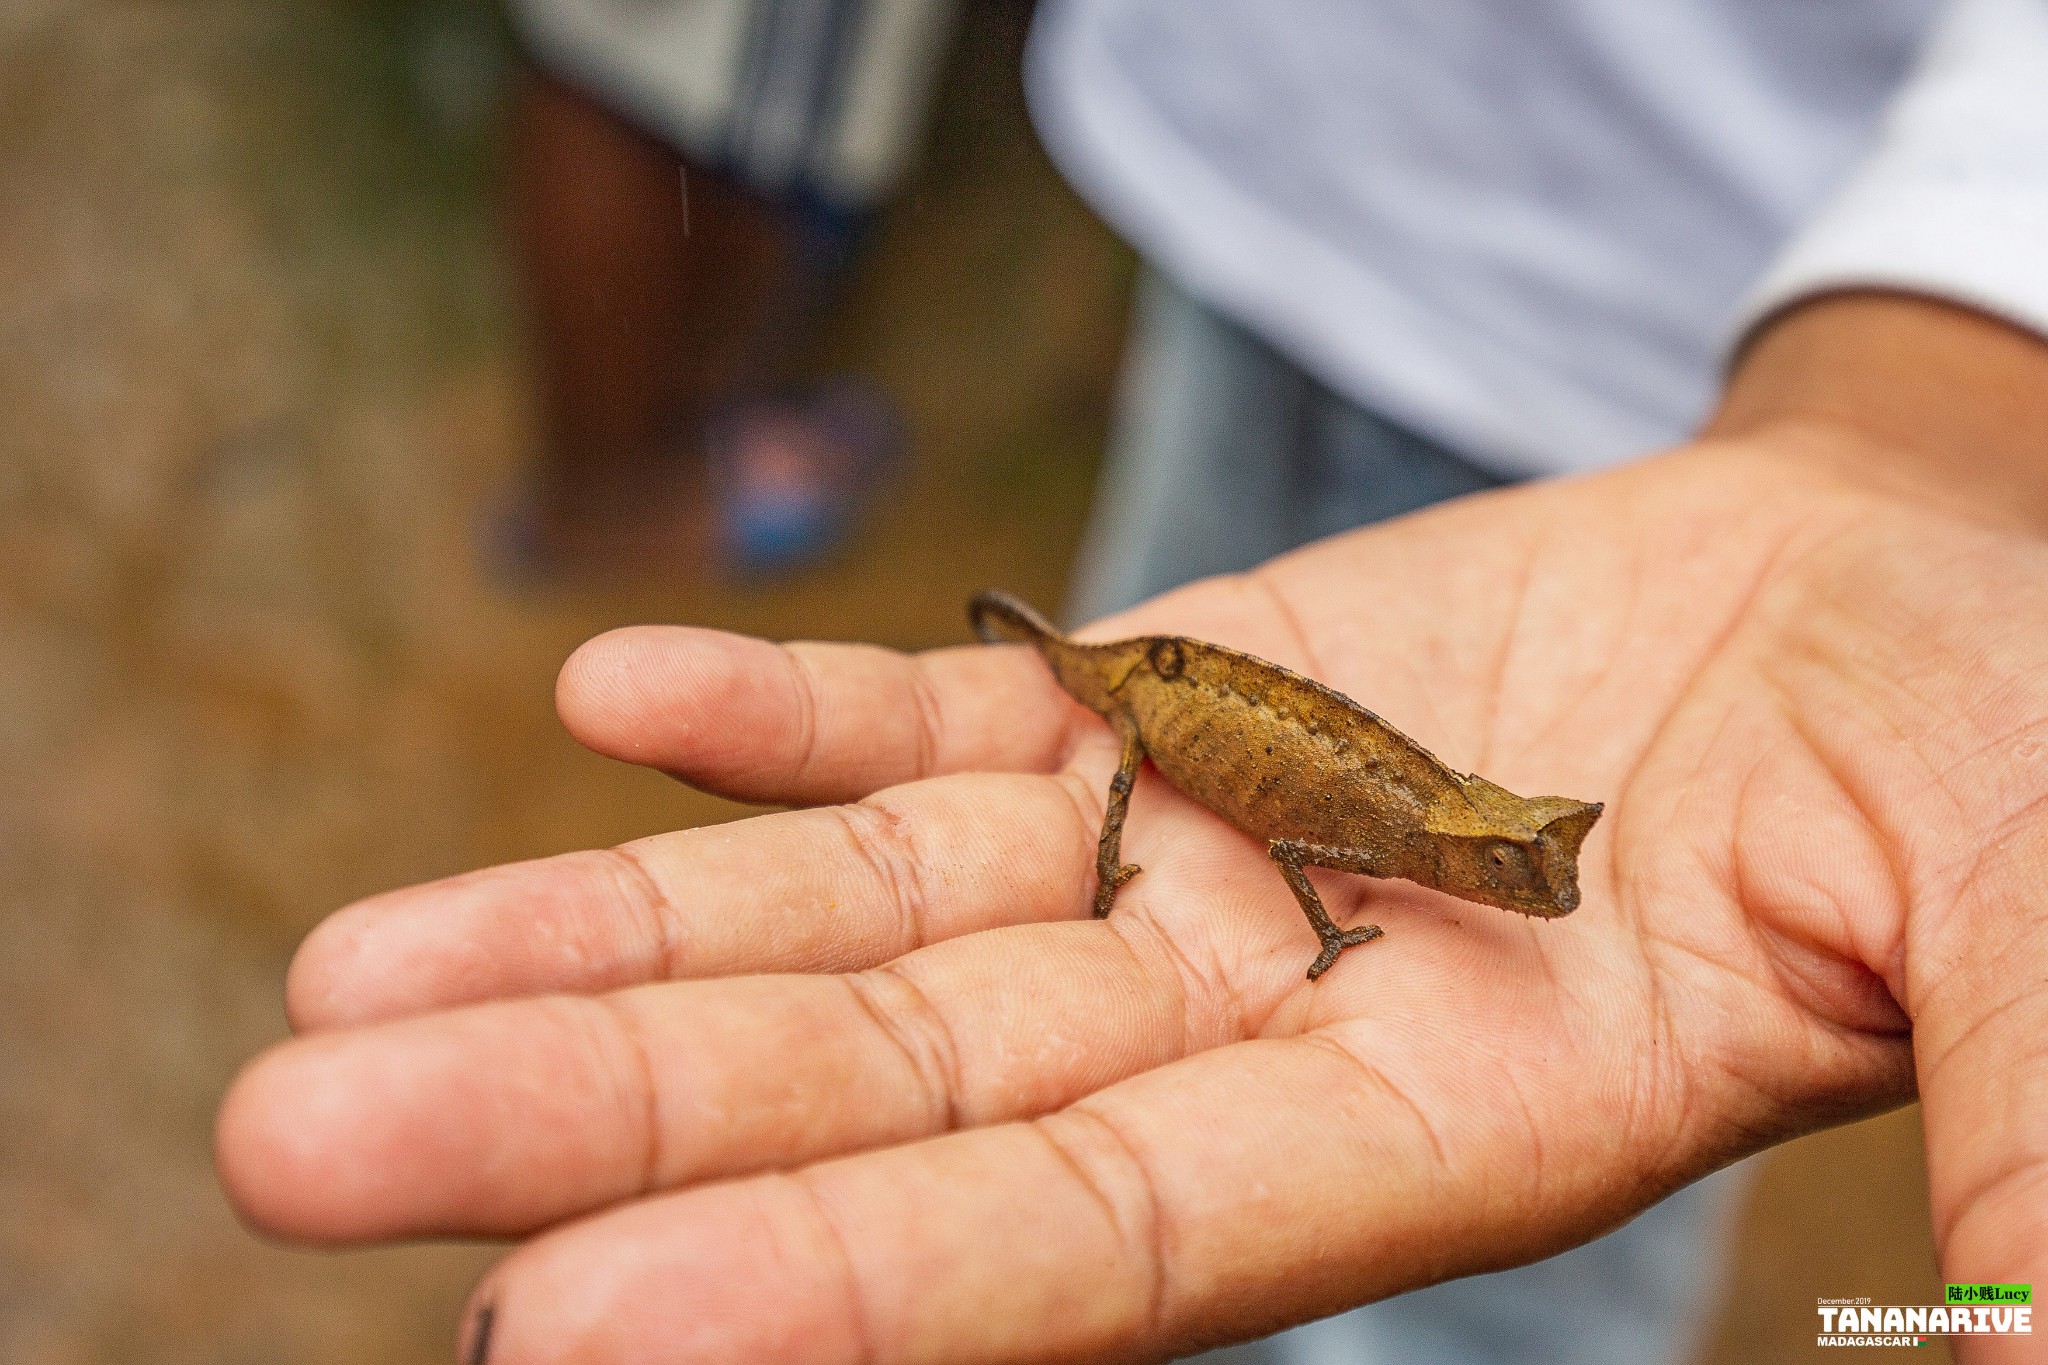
left=1067, top=270, right=1505, bottom=624
left=1068, top=268, right=1749, bottom=1365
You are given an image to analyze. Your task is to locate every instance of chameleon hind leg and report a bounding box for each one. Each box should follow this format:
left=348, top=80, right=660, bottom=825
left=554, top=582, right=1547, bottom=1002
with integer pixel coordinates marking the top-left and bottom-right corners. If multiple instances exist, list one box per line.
left=1268, top=840, right=1387, bottom=980
left=1092, top=720, right=1146, bottom=917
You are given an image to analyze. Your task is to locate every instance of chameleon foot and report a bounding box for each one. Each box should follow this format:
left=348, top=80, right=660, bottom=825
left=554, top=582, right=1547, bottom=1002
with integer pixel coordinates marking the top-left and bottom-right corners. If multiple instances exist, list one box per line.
left=1306, top=924, right=1384, bottom=981
left=1093, top=863, right=1142, bottom=917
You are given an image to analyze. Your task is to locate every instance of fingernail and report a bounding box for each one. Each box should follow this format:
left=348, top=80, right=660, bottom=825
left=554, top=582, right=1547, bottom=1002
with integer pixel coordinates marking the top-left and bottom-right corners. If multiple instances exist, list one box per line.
left=465, top=1301, right=495, bottom=1365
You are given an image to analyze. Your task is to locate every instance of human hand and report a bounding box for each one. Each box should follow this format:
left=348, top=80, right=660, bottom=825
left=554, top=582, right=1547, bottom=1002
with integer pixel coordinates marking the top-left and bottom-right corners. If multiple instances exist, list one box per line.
left=214, top=417, right=2046, bottom=1361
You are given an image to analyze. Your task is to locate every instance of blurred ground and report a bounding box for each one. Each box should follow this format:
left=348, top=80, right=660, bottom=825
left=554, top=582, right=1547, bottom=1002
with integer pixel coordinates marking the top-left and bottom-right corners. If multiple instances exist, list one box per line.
left=0, top=2, right=1950, bottom=1362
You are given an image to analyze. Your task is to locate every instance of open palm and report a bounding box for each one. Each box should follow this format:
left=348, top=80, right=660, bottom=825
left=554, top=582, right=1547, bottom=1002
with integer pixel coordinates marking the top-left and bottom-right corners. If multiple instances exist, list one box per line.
left=218, top=434, right=2048, bottom=1363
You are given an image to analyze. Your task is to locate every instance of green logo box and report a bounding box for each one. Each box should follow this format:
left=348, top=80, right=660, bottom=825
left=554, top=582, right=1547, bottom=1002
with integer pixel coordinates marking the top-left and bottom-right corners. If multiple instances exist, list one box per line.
left=1944, top=1284, right=2031, bottom=1305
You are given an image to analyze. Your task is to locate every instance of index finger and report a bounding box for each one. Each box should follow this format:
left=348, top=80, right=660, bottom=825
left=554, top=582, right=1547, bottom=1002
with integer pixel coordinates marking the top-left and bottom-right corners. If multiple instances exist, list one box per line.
left=557, top=628, right=1084, bottom=806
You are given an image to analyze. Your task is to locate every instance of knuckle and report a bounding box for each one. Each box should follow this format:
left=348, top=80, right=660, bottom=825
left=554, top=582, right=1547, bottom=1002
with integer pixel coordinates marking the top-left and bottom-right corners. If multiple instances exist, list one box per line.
left=845, top=965, right=965, bottom=1131
left=834, top=801, right=934, bottom=952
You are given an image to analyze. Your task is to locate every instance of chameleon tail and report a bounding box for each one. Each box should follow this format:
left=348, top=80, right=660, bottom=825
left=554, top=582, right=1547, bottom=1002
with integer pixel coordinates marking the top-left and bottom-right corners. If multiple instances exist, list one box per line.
left=968, top=588, right=1063, bottom=645
left=969, top=588, right=1144, bottom=718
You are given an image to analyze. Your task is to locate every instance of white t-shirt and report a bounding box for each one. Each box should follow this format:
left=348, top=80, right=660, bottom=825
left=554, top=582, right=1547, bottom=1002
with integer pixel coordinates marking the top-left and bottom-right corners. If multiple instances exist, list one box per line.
left=1027, top=0, right=2048, bottom=476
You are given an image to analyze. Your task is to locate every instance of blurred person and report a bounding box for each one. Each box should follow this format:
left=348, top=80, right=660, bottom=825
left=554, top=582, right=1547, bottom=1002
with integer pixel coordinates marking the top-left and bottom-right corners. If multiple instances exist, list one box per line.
left=504, top=0, right=955, bottom=576
left=1020, top=2, right=2048, bottom=1357
left=215, top=3, right=2048, bottom=1364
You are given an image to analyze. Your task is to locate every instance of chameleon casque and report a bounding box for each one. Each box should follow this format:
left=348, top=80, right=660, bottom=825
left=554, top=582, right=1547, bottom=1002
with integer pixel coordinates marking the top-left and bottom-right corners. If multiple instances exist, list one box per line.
left=969, top=590, right=1604, bottom=980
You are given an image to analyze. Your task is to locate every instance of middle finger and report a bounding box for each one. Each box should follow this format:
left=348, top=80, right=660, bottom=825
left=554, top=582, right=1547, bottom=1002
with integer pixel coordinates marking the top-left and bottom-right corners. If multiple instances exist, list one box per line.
left=220, top=892, right=1271, bottom=1243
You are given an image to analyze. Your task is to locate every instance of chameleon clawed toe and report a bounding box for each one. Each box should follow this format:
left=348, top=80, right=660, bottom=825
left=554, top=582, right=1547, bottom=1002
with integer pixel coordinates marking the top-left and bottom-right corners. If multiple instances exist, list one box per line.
left=1094, top=863, right=1141, bottom=917
left=1307, top=925, right=1385, bottom=981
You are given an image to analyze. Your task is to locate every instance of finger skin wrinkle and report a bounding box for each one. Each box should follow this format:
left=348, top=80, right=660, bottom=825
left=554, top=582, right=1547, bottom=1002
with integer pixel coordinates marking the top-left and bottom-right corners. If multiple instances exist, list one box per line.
left=1035, top=1106, right=1169, bottom=1341
left=783, top=643, right=827, bottom=792
left=1296, top=1030, right=1449, bottom=1175
left=843, top=967, right=964, bottom=1132
left=600, top=843, right=684, bottom=981
left=1112, top=905, right=1229, bottom=1059
left=783, top=1171, right=881, bottom=1365
left=902, top=653, right=946, bottom=781
left=589, top=993, right=668, bottom=1199
left=832, top=802, right=934, bottom=958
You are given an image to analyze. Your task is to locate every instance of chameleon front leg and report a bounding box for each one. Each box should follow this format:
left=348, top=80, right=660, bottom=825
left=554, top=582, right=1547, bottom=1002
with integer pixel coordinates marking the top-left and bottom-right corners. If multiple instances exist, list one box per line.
left=1268, top=840, right=1387, bottom=980
left=1092, top=719, right=1146, bottom=918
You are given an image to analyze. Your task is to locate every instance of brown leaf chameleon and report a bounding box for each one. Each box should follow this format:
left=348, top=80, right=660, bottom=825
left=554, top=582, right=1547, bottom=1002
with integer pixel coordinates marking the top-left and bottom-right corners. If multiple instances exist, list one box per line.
left=969, top=590, right=1603, bottom=980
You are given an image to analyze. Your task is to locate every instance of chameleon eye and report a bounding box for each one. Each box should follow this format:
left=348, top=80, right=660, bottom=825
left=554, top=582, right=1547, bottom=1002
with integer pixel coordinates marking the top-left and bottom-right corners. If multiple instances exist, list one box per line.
left=1487, top=842, right=1531, bottom=881
left=1148, top=638, right=1186, bottom=680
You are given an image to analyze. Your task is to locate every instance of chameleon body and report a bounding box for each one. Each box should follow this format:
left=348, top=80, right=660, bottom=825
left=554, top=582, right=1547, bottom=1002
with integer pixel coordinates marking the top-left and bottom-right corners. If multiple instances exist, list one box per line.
left=969, top=589, right=1603, bottom=979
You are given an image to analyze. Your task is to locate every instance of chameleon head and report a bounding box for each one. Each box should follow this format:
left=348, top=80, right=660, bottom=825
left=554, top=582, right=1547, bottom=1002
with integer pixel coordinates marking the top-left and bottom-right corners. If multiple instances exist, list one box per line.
left=1430, top=785, right=1604, bottom=918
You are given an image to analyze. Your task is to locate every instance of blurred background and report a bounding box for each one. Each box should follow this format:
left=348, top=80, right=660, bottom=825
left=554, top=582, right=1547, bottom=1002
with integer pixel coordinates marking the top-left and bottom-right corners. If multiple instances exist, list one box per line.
left=0, top=1, right=1950, bottom=1361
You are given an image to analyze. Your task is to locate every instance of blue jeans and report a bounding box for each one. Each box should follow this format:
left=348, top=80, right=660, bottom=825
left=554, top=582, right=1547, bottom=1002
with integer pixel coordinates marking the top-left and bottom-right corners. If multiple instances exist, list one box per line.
left=1069, top=269, right=1748, bottom=1365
